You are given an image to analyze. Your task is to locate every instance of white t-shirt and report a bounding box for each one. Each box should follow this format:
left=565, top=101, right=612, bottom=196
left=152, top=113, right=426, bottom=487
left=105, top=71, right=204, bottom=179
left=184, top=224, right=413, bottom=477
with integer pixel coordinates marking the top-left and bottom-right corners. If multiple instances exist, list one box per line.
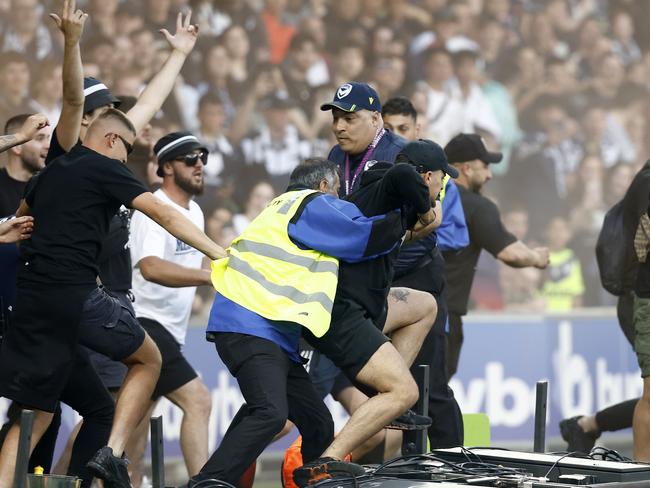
left=129, top=189, right=204, bottom=345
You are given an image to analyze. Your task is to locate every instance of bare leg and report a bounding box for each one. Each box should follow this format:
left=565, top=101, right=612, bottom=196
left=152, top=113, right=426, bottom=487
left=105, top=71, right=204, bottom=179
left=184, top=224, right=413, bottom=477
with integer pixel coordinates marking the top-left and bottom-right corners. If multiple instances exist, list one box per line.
left=107, top=333, right=162, bottom=457
left=0, top=409, right=53, bottom=488
left=384, top=287, right=437, bottom=367
left=166, top=377, right=212, bottom=476
left=324, top=288, right=434, bottom=460
left=634, top=376, right=650, bottom=461
left=322, top=343, right=418, bottom=459
left=52, top=420, right=82, bottom=475
left=126, top=401, right=157, bottom=488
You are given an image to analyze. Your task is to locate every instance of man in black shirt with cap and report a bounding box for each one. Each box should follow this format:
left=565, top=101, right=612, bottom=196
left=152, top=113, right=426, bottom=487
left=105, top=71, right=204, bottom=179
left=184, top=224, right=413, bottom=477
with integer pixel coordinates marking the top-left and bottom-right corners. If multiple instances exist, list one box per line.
left=443, top=134, right=550, bottom=377
left=0, top=109, right=225, bottom=488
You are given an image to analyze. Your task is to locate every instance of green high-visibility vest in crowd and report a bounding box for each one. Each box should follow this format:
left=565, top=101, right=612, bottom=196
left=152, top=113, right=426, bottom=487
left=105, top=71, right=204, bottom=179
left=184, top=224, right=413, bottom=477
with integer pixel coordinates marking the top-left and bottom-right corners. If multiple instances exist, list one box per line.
left=211, top=189, right=339, bottom=338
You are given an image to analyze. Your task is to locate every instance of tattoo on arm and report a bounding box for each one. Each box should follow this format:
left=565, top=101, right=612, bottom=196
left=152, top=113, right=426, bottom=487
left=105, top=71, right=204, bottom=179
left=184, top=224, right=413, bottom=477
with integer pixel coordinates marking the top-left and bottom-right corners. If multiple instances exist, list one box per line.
left=0, top=134, right=19, bottom=154
left=389, top=288, right=410, bottom=302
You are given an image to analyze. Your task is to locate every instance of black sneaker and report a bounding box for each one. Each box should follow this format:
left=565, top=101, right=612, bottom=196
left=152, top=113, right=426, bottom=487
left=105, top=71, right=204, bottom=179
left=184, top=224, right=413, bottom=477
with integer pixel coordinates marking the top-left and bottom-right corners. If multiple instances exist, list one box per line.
left=559, top=416, right=600, bottom=453
left=86, top=446, right=132, bottom=488
left=386, top=410, right=432, bottom=430
left=293, top=457, right=366, bottom=487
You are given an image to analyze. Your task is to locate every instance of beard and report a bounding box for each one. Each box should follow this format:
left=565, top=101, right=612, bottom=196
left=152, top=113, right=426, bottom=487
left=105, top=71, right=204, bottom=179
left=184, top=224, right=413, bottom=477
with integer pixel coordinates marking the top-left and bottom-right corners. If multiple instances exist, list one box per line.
left=174, top=170, right=204, bottom=196
left=22, top=154, right=44, bottom=174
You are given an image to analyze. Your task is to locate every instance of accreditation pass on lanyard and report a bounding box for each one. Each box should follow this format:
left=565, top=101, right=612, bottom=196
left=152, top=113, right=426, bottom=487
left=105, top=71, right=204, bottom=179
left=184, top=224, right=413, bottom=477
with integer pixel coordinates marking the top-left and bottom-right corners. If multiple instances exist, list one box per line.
left=344, top=128, right=386, bottom=195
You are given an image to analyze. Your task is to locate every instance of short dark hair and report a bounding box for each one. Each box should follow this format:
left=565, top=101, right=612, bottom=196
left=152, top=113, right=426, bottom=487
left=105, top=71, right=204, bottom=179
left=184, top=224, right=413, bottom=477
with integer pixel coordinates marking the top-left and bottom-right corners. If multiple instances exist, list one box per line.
left=4, top=113, right=32, bottom=135
left=289, top=158, right=339, bottom=191
left=382, top=96, right=417, bottom=120
left=198, top=92, right=223, bottom=112
left=97, top=108, right=136, bottom=136
left=289, top=31, right=316, bottom=53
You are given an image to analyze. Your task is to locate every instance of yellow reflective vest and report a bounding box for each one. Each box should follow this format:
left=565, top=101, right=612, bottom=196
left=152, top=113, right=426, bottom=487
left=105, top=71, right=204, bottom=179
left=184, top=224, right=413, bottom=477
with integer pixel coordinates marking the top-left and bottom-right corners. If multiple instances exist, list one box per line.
left=211, top=190, right=339, bottom=337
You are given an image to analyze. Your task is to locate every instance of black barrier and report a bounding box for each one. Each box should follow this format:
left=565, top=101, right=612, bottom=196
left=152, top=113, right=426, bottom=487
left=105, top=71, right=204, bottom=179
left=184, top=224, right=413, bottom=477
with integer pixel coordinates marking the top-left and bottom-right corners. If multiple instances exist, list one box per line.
left=403, top=364, right=430, bottom=455
left=13, top=409, right=33, bottom=488
left=534, top=380, right=548, bottom=453
left=150, top=416, right=165, bottom=488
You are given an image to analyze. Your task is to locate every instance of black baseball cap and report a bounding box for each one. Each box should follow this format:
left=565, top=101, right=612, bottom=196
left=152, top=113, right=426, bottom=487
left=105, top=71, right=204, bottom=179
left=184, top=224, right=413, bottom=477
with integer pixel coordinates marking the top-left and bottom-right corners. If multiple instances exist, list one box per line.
left=154, top=131, right=209, bottom=176
left=400, top=139, right=458, bottom=178
left=444, top=133, right=503, bottom=164
left=320, top=81, right=381, bottom=113
left=83, top=77, right=120, bottom=114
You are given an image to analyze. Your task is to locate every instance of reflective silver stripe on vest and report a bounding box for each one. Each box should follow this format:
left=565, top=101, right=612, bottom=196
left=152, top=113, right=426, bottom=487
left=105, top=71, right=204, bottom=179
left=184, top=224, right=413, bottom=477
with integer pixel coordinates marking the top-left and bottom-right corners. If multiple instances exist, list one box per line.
left=228, top=255, right=334, bottom=311
left=232, top=240, right=338, bottom=275
left=277, top=191, right=309, bottom=214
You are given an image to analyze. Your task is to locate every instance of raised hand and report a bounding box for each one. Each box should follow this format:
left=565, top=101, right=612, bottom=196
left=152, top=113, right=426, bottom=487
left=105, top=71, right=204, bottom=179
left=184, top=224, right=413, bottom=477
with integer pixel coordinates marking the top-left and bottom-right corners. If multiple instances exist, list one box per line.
left=534, top=247, right=551, bottom=269
left=17, top=114, right=49, bottom=143
left=49, top=0, right=88, bottom=44
left=0, top=217, right=34, bottom=244
left=160, top=10, right=199, bottom=56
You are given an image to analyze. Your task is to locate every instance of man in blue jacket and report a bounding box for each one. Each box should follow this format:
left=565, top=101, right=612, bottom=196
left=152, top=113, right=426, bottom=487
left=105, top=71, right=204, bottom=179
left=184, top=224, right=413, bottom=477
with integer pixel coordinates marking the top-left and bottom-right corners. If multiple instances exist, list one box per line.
left=321, top=82, right=405, bottom=196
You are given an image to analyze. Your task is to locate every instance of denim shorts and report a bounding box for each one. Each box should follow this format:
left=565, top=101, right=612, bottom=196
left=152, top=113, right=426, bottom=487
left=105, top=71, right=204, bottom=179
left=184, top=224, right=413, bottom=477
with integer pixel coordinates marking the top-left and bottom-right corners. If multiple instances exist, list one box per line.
left=78, top=286, right=145, bottom=361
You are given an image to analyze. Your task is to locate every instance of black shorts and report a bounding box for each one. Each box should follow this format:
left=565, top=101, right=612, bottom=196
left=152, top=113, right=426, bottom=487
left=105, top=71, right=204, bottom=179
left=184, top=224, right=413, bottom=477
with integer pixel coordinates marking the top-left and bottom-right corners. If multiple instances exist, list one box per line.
left=303, top=297, right=389, bottom=384
left=79, top=287, right=145, bottom=361
left=139, top=318, right=197, bottom=399
left=0, top=275, right=94, bottom=412
left=86, top=348, right=127, bottom=390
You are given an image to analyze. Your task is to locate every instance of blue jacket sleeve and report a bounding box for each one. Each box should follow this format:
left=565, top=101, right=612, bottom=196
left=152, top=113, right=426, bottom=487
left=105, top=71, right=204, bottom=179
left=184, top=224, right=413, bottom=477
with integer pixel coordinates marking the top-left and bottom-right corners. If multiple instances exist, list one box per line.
left=437, top=180, right=469, bottom=251
left=288, top=194, right=403, bottom=263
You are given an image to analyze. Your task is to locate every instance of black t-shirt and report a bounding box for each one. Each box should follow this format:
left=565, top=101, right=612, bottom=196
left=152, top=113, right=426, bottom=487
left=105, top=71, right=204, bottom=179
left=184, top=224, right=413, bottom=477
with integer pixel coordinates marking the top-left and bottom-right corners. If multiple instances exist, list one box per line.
left=45, top=127, right=72, bottom=165
left=0, top=168, right=26, bottom=217
left=97, top=209, right=132, bottom=291
left=21, top=144, right=147, bottom=285
left=46, top=127, right=137, bottom=290
left=443, top=184, right=517, bottom=315
left=338, top=162, right=431, bottom=319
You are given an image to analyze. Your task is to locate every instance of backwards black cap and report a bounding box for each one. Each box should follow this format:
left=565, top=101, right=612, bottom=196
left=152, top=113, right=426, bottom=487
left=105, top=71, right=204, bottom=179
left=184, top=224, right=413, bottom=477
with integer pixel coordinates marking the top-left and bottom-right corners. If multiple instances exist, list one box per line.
left=83, top=77, right=120, bottom=114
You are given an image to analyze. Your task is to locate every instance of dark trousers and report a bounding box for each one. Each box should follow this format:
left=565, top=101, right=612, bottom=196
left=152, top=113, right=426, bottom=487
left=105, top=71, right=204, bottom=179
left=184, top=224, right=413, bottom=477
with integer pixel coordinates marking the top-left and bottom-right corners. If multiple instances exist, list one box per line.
left=446, top=312, right=463, bottom=379
left=201, top=333, right=334, bottom=485
left=0, top=348, right=114, bottom=487
left=393, top=248, right=464, bottom=448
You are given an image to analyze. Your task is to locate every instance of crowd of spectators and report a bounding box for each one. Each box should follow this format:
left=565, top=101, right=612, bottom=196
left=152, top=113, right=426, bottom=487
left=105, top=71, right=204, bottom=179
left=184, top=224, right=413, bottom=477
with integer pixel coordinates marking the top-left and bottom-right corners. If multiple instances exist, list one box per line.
left=1, top=0, right=649, bottom=311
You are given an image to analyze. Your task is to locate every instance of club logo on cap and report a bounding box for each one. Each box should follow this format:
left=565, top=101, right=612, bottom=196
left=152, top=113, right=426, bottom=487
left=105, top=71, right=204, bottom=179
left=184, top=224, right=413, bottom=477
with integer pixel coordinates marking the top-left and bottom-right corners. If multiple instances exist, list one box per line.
left=337, top=83, right=353, bottom=99
left=369, top=96, right=374, bottom=105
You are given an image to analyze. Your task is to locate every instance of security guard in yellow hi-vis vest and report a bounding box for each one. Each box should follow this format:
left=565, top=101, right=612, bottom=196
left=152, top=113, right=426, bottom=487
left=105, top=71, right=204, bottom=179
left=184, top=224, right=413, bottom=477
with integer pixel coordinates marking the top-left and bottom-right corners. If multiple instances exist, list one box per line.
left=195, top=158, right=405, bottom=487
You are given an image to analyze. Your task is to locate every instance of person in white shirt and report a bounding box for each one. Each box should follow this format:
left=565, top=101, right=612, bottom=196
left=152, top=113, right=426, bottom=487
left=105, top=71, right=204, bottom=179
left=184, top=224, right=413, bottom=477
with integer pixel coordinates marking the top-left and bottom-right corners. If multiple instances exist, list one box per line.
left=127, top=132, right=213, bottom=481
left=417, top=47, right=465, bottom=146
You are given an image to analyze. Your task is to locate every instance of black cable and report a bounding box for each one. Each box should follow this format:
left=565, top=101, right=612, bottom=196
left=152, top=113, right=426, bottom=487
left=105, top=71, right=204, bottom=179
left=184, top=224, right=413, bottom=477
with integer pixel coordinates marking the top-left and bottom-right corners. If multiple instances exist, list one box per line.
left=189, top=479, right=238, bottom=488
left=544, top=452, right=580, bottom=479
left=589, top=446, right=635, bottom=463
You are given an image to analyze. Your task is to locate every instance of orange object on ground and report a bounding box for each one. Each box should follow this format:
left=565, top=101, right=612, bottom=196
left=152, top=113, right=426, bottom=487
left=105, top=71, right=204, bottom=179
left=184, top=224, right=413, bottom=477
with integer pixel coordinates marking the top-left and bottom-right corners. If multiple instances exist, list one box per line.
left=282, top=436, right=351, bottom=488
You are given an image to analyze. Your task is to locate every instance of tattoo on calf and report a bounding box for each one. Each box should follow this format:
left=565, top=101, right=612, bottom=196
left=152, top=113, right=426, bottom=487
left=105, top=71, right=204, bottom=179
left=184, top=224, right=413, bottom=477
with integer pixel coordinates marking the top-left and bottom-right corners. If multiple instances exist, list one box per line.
left=390, top=289, right=410, bottom=302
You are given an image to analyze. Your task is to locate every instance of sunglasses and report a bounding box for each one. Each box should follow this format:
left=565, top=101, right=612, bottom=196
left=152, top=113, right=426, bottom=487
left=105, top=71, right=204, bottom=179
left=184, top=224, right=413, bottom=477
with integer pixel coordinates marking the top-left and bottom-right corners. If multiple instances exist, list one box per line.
left=106, top=133, right=133, bottom=155
left=176, top=152, right=208, bottom=167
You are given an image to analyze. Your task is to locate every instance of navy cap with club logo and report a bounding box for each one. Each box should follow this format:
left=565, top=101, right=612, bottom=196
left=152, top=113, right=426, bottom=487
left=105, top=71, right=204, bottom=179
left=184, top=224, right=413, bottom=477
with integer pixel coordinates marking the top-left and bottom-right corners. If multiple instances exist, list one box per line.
left=320, top=82, right=381, bottom=113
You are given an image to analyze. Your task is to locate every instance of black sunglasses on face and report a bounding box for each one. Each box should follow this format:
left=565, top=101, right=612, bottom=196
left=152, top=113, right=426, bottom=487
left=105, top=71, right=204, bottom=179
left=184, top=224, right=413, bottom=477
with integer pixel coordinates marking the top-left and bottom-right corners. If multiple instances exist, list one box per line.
left=177, top=152, right=208, bottom=167
left=106, top=133, right=133, bottom=155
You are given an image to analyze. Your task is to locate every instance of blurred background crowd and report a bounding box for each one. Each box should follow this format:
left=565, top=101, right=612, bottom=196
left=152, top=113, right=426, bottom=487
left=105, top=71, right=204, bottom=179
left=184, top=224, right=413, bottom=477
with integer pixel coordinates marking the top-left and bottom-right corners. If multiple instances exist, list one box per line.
left=1, top=0, right=648, bottom=312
